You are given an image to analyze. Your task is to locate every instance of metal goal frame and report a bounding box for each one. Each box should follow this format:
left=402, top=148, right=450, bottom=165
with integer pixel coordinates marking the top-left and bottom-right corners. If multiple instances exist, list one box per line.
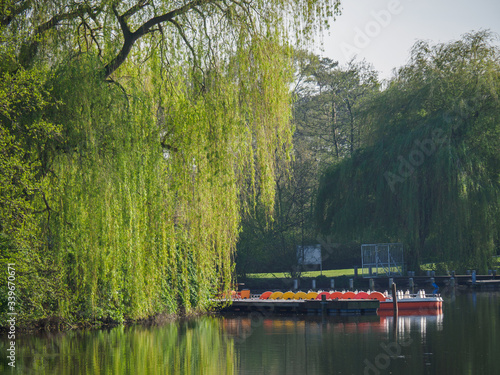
left=361, top=243, right=404, bottom=277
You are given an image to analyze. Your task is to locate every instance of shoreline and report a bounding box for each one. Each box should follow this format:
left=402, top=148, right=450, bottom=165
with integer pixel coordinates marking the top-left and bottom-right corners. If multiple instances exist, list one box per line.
left=0, top=309, right=219, bottom=334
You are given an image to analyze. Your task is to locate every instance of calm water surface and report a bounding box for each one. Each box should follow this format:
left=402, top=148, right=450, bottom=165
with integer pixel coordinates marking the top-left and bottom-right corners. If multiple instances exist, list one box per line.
left=2, top=291, right=499, bottom=374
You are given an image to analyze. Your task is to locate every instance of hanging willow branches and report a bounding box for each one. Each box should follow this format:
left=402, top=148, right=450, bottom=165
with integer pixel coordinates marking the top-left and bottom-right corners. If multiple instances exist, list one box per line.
left=316, top=31, right=500, bottom=273
left=0, top=0, right=341, bottom=325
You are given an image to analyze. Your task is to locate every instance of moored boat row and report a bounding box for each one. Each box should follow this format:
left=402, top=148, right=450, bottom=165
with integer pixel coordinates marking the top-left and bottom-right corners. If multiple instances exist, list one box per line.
left=227, top=289, right=443, bottom=314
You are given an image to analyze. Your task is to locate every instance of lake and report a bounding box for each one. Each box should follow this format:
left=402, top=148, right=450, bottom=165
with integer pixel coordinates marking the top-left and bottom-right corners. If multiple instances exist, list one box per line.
left=2, top=291, right=499, bottom=374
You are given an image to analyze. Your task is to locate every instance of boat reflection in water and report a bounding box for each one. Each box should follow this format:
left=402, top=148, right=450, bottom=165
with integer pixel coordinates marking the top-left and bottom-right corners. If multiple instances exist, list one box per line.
left=222, top=309, right=444, bottom=342
left=221, top=309, right=445, bottom=375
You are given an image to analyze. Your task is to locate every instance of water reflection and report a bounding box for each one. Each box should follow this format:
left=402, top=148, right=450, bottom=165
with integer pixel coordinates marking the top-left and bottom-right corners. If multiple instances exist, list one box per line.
left=1, top=292, right=498, bottom=375
left=221, top=313, right=445, bottom=375
left=221, top=292, right=497, bottom=375
left=0, top=317, right=236, bottom=375
left=222, top=313, right=444, bottom=340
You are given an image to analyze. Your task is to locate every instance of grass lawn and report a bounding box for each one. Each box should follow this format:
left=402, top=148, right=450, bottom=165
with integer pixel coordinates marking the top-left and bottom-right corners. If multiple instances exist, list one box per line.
left=246, top=268, right=355, bottom=279
left=246, top=257, right=499, bottom=279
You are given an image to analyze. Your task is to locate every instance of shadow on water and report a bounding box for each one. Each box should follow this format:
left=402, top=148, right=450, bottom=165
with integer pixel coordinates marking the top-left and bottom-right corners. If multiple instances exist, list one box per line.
left=1, top=291, right=499, bottom=374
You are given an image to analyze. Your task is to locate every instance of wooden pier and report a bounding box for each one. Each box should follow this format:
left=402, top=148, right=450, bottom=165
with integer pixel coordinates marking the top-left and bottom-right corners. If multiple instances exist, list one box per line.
left=220, top=298, right=379, bottom=315
left=469, top=279, right=500, bottom=290
left=241, top=273, right=499, bottom=292
left=372, top=274, right=500, bottom=291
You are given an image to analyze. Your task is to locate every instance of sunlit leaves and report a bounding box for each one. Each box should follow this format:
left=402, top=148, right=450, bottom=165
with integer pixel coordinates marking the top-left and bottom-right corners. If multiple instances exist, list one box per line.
left=0, top=1, right=342, bottom=325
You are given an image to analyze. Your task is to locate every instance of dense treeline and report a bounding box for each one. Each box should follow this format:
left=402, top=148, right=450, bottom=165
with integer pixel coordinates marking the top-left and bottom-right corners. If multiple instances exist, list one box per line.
left=236, top=52, right=380, bottom=276
left=237, top=31, right=500, bottom=276
left=316, top=31, right=500, bottom=273
left=0, top=1, right=340, bottom=326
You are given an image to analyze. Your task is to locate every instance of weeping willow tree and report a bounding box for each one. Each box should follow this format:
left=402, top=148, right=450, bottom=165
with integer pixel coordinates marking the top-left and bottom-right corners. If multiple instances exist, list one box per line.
left=0, top=1, right=341, bottom=325
left=316, top=31, right=500, bottom=273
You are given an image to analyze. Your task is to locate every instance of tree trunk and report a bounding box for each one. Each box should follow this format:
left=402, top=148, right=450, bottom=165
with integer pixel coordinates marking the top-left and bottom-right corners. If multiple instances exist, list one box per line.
left=331, top=101, right=339, bottom=159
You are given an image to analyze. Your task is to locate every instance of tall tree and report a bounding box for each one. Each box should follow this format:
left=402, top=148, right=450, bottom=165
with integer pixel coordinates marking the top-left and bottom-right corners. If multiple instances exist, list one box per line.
left=294, top=56, right=379, bottom=165
left=316, top=31, right=500, bottom=272
left=0, top=1, right=341, bottom=325
left=236, top=53, right=379, bottom=276
left=236, top=139, right=319, bottom=277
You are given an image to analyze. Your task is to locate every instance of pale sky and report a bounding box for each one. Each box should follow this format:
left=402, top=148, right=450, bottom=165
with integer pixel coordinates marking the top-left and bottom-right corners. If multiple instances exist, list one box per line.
left=318, top=0, right=500, bottom=80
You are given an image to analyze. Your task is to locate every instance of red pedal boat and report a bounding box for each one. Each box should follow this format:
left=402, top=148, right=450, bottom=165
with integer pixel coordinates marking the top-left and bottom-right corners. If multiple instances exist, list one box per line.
left=378, top=290, right=443, bottom=313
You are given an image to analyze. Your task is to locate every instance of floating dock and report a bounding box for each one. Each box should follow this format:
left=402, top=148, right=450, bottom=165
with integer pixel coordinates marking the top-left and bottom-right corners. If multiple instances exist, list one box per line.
left=220, top=298, right=380, bottom=315
left=218, top=289, right=443, bottom=316
left=469, top=279, right=500, bottom=290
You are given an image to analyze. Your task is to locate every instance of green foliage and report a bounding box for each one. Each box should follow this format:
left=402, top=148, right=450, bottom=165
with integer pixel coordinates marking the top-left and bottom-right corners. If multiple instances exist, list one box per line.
left=236, top=152, right=318, bottom=277
left=316, top=31, right=500, bottom=273
left=236, top=54, right=379, bottom=277
left=0, top=1, right=341, bottom=326
left=293, top=56, right=379, bottom=163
